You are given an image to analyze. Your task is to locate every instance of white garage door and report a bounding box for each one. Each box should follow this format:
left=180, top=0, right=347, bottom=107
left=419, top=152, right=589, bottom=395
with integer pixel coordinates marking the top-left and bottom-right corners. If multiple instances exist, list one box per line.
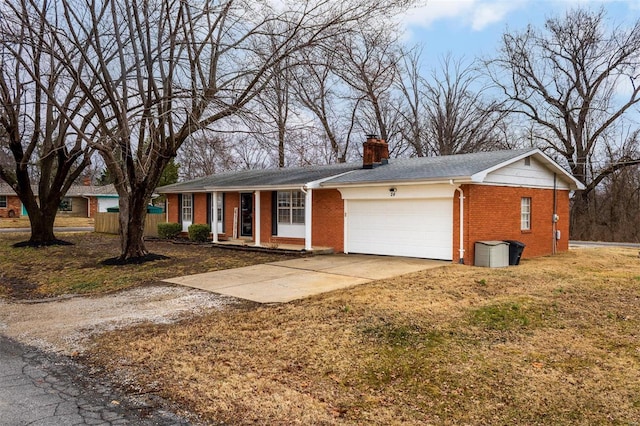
left=346, top=198, right=453, bottom=260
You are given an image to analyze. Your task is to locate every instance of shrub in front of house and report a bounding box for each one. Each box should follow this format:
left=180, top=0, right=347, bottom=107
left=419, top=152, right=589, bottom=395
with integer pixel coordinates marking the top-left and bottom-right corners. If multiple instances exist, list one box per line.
left=188, top=224, right=211, bottom=242
left=158, top=222, right=182, bottom=239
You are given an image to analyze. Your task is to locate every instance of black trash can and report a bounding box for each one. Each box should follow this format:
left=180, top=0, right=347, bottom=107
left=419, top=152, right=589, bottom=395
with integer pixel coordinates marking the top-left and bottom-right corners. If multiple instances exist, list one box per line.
left=504, top=240, right=526, bottom=265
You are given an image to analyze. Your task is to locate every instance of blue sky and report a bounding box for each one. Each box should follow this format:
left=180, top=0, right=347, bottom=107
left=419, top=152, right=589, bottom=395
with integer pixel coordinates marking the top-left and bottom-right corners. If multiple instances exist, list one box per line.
left=400, top=0, right=640, bottom=64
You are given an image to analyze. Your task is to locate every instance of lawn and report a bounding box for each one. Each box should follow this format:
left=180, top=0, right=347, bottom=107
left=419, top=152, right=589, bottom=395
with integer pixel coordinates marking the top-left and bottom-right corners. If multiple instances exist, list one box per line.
left=2, top=233, right=638, bottom=424
left=81, top=247, right=640, bottom=425
left=0, top=233, right=299, bottom=298
left=0, top=216, right=94, bottom=229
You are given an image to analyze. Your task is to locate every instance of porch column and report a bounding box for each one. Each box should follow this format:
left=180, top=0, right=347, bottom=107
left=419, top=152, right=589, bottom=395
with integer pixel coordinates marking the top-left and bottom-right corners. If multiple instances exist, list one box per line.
left=212, top=191, right=219, bottom=243
left=254, top=190, right=261, bottom=247
left=305, top=188, right=312, bottom=251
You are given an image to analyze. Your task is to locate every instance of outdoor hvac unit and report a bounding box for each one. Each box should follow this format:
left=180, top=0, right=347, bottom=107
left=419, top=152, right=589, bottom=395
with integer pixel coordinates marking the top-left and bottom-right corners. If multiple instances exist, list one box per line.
left=474, top=241, right=509, bottom=268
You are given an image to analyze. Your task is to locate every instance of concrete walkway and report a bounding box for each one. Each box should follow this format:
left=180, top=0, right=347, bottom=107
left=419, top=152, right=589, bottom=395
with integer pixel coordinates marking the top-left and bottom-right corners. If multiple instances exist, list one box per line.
left=164, top=254, right=449, bottom=303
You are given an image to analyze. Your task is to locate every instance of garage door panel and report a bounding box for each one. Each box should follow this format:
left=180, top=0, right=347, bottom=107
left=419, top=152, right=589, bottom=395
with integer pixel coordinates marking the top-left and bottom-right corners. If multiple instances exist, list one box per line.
left=346, top=199, right=452, bottom=260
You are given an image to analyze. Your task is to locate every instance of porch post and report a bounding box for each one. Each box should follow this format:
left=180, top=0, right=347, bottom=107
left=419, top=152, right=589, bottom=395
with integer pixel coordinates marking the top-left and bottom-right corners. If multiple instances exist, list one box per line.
left=305, top=188, right=312, bottom=251
left=254, top=191, right=261, bottom=247
left=212, top=191, right=219, bottom=243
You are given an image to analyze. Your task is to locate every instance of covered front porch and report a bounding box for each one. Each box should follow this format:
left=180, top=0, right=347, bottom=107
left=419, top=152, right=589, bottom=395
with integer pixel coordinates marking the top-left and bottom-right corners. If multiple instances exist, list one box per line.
left=210, top=237, right=334, bottom=254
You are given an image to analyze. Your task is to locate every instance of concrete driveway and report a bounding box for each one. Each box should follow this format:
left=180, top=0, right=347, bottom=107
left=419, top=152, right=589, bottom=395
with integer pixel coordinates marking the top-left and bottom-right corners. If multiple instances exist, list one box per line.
left=163, top=254, right=448, bottom=303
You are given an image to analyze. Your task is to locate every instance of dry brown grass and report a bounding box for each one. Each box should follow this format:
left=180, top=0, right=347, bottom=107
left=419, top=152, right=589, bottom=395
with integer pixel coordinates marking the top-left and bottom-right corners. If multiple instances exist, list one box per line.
left=0, top=233, right=298, bottom=298
left=0, top=216, right=94, bottom=228
left=86, top=247, right=640, bottom=425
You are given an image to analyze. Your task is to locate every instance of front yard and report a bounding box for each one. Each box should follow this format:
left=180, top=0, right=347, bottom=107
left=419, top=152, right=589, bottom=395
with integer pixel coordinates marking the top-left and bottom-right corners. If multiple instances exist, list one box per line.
left=92, top=246, right=640, bottom=424
left=1, top=232, right=639, bottom=424
left=0, top=233, right=297, bottom=298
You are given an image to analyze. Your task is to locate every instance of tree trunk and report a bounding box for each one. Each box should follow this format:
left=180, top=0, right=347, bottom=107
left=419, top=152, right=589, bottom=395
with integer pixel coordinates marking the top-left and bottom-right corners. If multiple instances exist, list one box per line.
left=569, top=190, right=595, bottom=240
left=27, top=208, right=57, bottom=244
left=117, top=190, right=150, bottom=260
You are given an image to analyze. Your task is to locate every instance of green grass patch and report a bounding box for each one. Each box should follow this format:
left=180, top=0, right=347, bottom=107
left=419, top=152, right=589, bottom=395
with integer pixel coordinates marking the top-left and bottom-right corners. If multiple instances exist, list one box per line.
left=359, top=318, right=449, bottom=390
left=469, top=300, right=543, bottom=331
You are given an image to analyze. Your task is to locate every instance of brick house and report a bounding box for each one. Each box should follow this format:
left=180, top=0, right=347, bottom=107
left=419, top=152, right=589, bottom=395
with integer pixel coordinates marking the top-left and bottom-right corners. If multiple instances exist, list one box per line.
left=157, top=138, right=584, bottom=265
left=0, top=183, right=118, bottom=219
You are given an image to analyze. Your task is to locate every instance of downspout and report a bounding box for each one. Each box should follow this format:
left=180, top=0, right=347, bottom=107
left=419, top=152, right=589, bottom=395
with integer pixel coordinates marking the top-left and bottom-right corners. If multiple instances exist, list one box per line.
left=83, top=196, right=91, bottom=218
left=450, top=180, right=465, bottom=264
left=300, top=185, right=312, bottom=251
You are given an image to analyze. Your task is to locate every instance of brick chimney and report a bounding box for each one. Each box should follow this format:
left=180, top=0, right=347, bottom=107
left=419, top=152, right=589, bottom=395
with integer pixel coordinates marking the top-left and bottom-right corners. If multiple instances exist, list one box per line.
left=362, top=134, right=389, bottom=169
left=83, top=177, right=91, bottom=186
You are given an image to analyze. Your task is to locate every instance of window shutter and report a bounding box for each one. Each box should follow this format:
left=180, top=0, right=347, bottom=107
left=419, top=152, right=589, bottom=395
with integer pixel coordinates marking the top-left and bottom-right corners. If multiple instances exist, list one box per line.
left=192, top=193, right=196, bottom=223
left=271, top=191, right=278, bottom=236
left=177, top=194, right=183, bottom=224
left=221, top=193, right=226, bottom=233
left=206, top=193, right=212, bottom=225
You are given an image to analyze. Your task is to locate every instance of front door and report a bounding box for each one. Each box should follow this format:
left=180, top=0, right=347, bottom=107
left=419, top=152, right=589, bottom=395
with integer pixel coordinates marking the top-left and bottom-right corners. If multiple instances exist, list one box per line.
left=240, top=193, right=253, bottom=237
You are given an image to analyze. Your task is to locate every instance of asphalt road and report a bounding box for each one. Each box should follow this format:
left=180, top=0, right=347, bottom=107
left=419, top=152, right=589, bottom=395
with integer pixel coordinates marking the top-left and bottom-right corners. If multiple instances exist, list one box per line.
left=569, top=240, right=640, bottom=248
left=0, top=335, right=191, bottom=425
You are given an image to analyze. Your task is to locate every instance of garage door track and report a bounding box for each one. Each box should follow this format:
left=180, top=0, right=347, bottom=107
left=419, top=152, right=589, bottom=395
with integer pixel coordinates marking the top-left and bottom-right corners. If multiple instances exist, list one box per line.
left=163, top=254, right=448, bottom=303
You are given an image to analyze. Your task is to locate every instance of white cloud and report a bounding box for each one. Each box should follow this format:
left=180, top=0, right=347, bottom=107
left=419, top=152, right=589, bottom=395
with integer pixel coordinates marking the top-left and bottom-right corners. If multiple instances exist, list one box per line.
left=400, top=0, right=529, bottom=31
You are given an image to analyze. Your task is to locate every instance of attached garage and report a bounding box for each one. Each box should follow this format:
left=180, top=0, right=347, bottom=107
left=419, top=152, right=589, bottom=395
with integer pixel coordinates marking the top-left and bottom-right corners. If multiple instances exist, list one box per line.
left=345, top=198, right=453, bottom=259
left=340, top=184, right=456, bottom=260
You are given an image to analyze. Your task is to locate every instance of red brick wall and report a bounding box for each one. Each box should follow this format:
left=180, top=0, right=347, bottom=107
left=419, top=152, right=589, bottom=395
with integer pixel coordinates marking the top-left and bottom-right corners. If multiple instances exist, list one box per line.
left=259, top=192, right=273, bottom=243
left=0, top=195, right=22, bottom=218
left=312, top=189, right=344, bottom=252
left=89, top=197, right=98, bottom=218
left=193, top=193, right=208, bottom=225
left=223, top=192, right=240, bottom=239
left=453, top=185, right=570, bottom=265
left=166, top=193, right=179, bottom=223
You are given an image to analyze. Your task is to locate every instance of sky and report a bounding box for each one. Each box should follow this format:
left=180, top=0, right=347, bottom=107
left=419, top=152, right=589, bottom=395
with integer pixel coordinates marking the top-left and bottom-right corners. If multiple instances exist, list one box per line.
left=399, top=0, right=640, bottom=66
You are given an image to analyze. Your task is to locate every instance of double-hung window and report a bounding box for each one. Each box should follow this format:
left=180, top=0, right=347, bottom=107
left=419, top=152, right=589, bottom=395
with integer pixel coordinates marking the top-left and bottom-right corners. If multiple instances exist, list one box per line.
left=0, top=196, right=6, bottom=208
left=277, top=191, right=305, bottom=225
left=182, top=194, right=193, bottom=222
left=521, top=197, right=531, bottom=231
left=211, top=193, right=224, bottom=231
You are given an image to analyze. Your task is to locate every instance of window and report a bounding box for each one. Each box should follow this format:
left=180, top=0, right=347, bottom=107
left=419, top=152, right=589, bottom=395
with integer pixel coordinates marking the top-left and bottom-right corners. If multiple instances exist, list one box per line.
left=277, top=191, right=305, bottom=224
left=59, top=197, right=73, bottom=212
left=521, top=197, right=531, bottom=230
left=0, top=196, right=6, bottom=208
left=182, top=194, right=192, bottom=222
left=211, top=193, right=224, bottom=229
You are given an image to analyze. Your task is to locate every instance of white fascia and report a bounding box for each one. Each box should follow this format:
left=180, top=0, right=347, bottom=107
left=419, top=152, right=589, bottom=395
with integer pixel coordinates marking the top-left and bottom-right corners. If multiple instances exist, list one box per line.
left=303, top=170, right=360, bottom=190
left=320, top=177, right=474, bottom=189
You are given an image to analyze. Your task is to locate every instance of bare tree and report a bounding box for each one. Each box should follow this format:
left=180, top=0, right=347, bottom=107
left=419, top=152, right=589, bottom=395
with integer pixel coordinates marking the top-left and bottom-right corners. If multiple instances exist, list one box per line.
left=422, top=55, right=509, bottom=156
left=45, top=0, right=407, bottom=260
left=395, top=47, right=428, bottom=156
left=177, top=133, right=237, bottom=180
left=0, top=0, right=94, bottom=245
left=334, top=28, right=403, bottom=151
left=489, top=8, right=640, bottom=238
left=291, top=47, right=359, bottom=163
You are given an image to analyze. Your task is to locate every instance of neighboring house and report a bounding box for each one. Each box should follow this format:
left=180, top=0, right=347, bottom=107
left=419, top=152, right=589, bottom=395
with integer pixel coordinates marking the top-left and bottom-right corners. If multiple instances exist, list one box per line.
left=0, top=183, right=118, bottom=218
left=157, top=137, right=584, bottom=265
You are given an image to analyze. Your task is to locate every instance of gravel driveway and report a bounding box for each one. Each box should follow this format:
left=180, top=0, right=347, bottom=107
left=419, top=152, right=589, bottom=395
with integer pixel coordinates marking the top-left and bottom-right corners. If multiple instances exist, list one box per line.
left=0, top=284, right=233, bottom=355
